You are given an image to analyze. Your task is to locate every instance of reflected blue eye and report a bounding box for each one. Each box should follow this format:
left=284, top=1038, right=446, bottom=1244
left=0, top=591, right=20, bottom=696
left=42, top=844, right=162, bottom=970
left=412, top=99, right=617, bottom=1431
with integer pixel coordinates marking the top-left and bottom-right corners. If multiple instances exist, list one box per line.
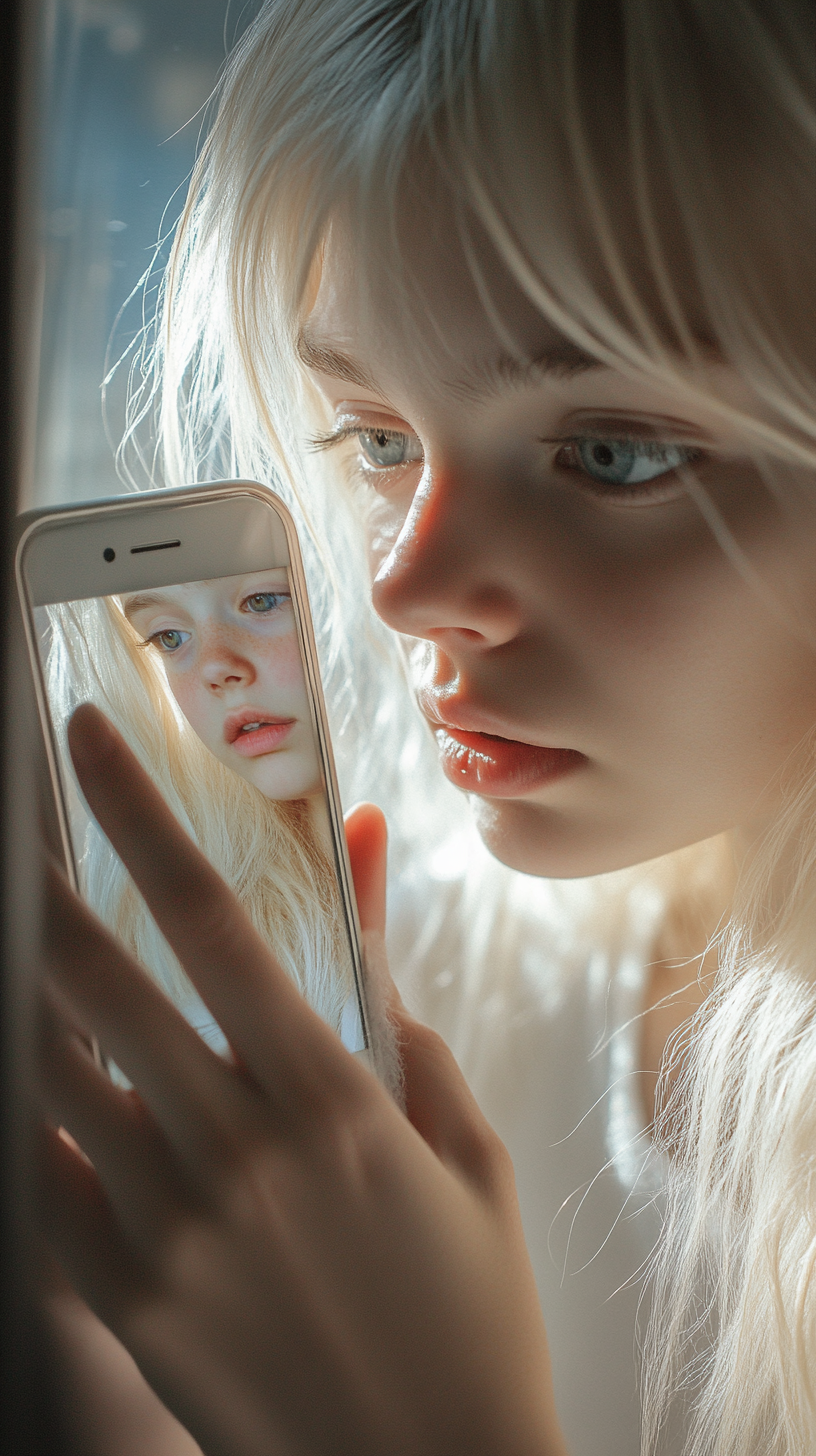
left=242, top=592, right=290, bottom=614
left=358, top=428, right=421, bottom=469
left=573, top=437, right=699, bottom=487
left=148, top=629, right=190, bottom=654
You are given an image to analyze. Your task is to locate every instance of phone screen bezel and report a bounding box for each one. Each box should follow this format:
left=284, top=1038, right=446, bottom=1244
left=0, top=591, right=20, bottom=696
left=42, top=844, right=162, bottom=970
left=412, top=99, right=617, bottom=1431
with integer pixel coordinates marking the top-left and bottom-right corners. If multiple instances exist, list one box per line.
left=15, top=480, right=371, bottom=1053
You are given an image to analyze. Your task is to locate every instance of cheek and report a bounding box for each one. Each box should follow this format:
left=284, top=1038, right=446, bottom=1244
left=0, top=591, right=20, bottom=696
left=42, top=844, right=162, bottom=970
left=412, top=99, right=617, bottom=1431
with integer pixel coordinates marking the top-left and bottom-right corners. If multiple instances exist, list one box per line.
left=162, top=667, right=211, bottom=738
left=367, top=492, right=412, bottom=579
left=568, top=481, right=797, bottom=677
left=578, top=513, right=816, bottom=787
left=255, top=631, right=307, bottom=691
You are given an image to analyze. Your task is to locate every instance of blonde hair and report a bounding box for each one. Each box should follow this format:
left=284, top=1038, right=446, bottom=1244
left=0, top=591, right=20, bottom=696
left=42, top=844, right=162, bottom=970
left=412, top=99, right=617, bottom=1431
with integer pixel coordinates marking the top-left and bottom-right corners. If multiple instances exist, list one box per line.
left=44, top=595, right=355, bottom=1037
left=120, top=2, right=816, bottom=1451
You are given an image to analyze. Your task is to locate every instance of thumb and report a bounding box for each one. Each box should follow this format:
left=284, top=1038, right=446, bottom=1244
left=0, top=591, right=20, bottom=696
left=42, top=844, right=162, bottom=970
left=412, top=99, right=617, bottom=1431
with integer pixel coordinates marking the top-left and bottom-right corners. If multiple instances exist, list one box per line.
left=344, top=810, right=503, bottom=1193
left=344, top=804, right=404, bottom=1100
left=344, top=802, right=403, bottom=1020
left=344, top=802, right=387, bottom=938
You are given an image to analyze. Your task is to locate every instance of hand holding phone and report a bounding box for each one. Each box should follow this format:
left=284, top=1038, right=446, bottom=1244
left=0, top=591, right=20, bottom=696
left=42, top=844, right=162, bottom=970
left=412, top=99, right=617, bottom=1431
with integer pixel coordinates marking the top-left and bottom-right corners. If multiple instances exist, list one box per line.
left=40, top=707, right=565, bottom=1456
left=21, top=482, right=565, bottom=1456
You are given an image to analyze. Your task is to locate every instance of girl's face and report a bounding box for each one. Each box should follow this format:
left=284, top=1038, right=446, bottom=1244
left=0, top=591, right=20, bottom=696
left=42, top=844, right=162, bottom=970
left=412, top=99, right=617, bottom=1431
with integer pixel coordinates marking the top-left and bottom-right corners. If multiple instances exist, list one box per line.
left=301, top=221, right=816, bottom=876
left=122, top=572, right=322, bottom=801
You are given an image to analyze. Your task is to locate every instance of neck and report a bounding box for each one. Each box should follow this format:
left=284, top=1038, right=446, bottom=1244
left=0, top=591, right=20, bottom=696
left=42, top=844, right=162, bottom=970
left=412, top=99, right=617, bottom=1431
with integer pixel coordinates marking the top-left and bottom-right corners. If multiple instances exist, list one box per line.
left=640, top=831, right=738, bottom=1126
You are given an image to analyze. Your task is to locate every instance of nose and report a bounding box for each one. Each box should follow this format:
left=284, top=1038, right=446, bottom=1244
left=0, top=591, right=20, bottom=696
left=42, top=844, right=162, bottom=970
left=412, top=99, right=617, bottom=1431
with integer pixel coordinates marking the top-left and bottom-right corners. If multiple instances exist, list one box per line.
left=198, top=628, right=257, bottom=693
left=371, top=467, right=524, bottom=650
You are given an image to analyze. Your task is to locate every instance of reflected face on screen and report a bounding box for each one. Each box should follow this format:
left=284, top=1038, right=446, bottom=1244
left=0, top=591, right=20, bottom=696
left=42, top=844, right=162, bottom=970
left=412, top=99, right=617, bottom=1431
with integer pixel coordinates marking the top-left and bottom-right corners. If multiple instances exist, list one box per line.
left=122, top=571, right=323, bottom=801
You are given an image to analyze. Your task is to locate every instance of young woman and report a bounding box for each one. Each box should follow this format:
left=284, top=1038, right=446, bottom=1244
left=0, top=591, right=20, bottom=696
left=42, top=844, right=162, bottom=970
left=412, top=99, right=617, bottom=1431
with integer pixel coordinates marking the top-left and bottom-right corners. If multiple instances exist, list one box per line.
left=43, top=577, right=355, bottom=1041
left=41, top=2, right=816, bottom=1454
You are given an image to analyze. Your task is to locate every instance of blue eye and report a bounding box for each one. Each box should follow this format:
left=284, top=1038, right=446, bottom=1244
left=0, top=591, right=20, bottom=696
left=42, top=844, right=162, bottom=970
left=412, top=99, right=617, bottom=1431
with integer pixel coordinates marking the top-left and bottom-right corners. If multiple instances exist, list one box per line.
left=358, top=428, right=421, bottom=469
left=148, top=629, right=190, bottom=654
left=572, top=437, right=699, bottom=487
left=242, top=592, right=290, bottom=613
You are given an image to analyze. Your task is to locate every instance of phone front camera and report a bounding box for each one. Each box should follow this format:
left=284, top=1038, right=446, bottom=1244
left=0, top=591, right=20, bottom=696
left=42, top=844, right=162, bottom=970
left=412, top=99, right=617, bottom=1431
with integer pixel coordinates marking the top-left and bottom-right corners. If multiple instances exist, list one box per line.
left=103, top=547, right=116, bottom=562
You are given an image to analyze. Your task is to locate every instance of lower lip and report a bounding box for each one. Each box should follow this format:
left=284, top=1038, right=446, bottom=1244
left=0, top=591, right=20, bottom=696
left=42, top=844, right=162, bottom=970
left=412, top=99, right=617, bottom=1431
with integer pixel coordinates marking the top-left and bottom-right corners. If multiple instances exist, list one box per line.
left=230, top=721, right=295, bottom=758
left=434, top=727, right=585, bottom=797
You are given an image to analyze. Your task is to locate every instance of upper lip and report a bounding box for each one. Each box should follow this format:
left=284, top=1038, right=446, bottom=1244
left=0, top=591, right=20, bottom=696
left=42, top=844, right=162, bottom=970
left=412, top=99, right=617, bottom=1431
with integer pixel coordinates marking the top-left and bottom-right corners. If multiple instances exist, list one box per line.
left=223, top=707, right=295, bottom=744
left=417, top=692, right=563, bottom=749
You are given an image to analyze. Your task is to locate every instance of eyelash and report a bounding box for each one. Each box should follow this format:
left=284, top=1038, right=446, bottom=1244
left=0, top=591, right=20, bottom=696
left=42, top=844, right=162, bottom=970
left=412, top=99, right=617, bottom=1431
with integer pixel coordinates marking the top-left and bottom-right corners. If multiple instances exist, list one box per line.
left=309, top=423, right=704, bottom=498
left=309, top=424, right=379, bottom=451
left=241, top=592, right=291, bottom=614
left=309, top=423, right=417, bottom=460
left=548, top=437, right=704, bottom=498
left=139, top=629, right=188, bottom=654
left=138, top=594, right=290, bottom=652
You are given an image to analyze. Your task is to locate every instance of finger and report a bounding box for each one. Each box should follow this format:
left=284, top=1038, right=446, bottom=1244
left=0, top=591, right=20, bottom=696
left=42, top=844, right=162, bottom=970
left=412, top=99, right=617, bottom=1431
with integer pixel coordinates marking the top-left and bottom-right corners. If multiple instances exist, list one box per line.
left=344, top=802, right=387, bottom=937
left=387, top=1004, right=513, bottom=1202
left=46, top=864, right=256, bottom=1172
left=67, top=705, right=364, bottom=1114
left=39, top=1122, right=137, bottom=1331
left=341, top=810, right=467, bottom=1142
left=344, top=802, right=400, bottom=1015
left=39, top=989, right=189, bottom=1243
left=344, top=804, right=409, bottom=1101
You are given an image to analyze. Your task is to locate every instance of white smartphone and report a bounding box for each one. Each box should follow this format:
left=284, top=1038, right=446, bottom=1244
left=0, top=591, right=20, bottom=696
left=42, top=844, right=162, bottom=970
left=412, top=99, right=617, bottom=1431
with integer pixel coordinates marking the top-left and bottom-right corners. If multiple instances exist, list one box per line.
left=16, top=481, right=371, bottom=1063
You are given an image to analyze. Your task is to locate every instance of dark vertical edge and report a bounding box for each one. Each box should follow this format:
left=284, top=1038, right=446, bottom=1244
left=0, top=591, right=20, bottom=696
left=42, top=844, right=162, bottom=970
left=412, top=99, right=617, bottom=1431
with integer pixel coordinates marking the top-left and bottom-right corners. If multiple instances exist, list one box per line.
left=0, top=2, right=68, bottom=1452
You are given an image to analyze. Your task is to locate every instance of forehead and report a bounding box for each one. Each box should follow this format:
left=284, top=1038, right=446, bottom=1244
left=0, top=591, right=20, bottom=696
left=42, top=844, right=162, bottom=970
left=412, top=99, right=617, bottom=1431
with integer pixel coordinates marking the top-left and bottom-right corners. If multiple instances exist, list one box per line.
left=305, top=207, right=784, bottom=453
left=304, top=216, right=749, bottom=442
left=309, top=204, right=588, bottom=385
left=305, top=167, right=724, bottom=412
left=121, top=571, right=288, bottom=619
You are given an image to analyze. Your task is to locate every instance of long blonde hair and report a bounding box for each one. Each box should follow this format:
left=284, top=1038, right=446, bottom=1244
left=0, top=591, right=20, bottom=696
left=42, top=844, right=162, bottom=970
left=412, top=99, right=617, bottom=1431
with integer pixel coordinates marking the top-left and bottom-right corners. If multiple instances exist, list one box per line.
left=44, top=595, right=355, bottom=1037
left=120, top=2, right=816, bottom=1451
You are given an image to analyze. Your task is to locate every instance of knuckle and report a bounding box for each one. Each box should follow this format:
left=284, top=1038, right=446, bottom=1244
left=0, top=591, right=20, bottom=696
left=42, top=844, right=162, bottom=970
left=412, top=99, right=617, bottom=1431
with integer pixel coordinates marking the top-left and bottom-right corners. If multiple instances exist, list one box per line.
left=173, top=884, right=238, bottom=946
left=189, top=1116, right=280, bottom=1223
left=302, top=1090, right=397, bottom=1195
left=138, top=1204, right=232, bottom=1324
left=462, top=1122, right=515, bottom=1200
left=408, top=1017, right=447, bottom=1057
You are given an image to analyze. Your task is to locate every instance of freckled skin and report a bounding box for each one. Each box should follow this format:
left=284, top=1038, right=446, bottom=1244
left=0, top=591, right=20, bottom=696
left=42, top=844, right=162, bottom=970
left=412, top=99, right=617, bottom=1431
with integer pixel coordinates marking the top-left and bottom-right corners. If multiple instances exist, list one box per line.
left=122, top=572, right=323, bottom=801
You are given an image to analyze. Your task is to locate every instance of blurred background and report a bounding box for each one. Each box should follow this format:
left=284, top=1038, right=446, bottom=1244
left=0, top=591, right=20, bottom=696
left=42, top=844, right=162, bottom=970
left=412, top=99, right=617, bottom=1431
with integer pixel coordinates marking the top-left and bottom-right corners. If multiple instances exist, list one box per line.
left=30, top=0, right=252, bottom=508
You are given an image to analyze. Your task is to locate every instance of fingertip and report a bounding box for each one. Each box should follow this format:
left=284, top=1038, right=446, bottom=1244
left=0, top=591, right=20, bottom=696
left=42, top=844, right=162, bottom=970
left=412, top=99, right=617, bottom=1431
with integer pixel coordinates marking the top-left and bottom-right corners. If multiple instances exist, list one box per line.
left=344, top=801, right=388, bottom=841
left=345, top=803, right=388, bottom=938
left=67, top=703, right=115, bottom=777
left=68, top=700, right=105, bottom=736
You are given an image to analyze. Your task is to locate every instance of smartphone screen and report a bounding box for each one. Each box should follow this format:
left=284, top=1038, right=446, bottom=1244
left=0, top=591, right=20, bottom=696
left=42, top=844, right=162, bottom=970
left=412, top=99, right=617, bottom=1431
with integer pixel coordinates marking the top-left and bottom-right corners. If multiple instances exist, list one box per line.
left=25, top=506, right=368, bottom=1060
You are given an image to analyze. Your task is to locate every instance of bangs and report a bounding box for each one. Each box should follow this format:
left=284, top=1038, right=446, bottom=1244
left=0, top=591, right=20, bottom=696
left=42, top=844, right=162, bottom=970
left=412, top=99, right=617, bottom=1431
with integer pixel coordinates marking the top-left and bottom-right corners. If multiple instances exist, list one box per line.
left=173, top=0, right=815, bottom=470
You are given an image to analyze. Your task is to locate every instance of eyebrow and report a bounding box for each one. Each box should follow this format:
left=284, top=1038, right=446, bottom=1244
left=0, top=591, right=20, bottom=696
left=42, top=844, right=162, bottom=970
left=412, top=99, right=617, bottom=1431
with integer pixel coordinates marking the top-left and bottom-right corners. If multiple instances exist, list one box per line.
left=121, top=592, right=173, bottom=620
left=454, top=343, right=602, bottom=401
left=296, top=325, right=601, bottom=402
left=296, top=327, right=379, bottom=392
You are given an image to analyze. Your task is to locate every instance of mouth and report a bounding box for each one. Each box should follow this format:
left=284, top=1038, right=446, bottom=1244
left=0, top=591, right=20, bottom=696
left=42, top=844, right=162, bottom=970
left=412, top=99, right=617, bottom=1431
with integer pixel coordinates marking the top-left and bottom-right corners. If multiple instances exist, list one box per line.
left=224, top=708, right=296, bottom=759
left=423, top=706, right=586, bottom=798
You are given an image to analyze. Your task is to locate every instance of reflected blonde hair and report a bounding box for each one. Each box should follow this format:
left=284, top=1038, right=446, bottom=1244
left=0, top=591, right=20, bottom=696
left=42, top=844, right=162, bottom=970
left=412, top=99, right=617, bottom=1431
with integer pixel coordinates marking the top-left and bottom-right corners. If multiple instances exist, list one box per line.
left=122, top=2, right=816, bottom=1451
left=44, top=596, right=354, bottom=1036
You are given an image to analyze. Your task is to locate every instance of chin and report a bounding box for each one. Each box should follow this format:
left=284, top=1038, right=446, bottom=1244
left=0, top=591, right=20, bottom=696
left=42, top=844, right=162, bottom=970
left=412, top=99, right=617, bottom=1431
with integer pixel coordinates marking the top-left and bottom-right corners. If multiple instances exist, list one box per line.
left=256, top=782, right=302, bottom=802
left=469, top=796, right=659, bottom=880
left=256, top=775, right=323, bottom=802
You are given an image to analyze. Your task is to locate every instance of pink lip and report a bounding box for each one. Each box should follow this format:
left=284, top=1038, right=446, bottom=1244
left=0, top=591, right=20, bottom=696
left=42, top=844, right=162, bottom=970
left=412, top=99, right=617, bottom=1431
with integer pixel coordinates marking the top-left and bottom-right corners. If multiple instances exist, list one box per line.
left=420, top=699, right=586, bottom=797
left=433, top=727, right=584, bottom=796
left=224, top=707, right=296, bottom=759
